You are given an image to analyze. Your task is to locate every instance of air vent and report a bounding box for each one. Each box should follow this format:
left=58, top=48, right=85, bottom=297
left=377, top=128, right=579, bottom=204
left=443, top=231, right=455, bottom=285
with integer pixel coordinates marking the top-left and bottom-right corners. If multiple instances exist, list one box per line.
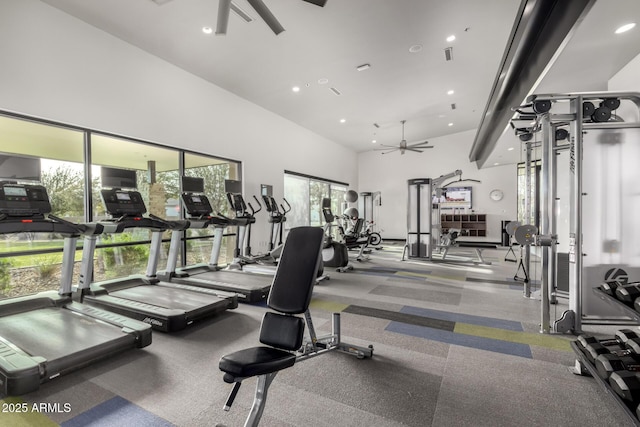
left=451, top=103, right=457, bottom=110
left=444, top=47, right=453, bottom=61
left=329, top=87, right=342, bottom=96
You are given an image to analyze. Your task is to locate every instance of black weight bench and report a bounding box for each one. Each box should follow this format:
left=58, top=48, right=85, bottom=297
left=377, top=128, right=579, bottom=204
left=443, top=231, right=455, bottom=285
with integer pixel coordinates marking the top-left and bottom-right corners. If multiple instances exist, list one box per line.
left=219, top=227, right=373, bottom=426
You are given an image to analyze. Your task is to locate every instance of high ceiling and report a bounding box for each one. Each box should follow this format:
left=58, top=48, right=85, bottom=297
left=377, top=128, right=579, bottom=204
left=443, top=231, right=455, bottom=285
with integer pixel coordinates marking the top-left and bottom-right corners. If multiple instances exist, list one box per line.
left=38, top=0, right=640, bottom=160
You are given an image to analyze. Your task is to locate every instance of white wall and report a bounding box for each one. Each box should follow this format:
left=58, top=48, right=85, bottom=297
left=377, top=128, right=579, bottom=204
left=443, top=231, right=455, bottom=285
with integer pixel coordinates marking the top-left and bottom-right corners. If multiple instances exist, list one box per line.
left=357, top=129, right=518, bottom=241
left=0, top=0, right=358, bottom=250
left=609, top=51, right=640, bottom=122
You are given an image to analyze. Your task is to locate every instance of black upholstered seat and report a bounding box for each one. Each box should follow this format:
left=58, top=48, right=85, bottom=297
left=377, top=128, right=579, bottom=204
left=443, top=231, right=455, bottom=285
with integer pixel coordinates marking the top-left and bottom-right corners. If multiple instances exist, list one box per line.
left=218, top=227, right=323, bottom=382
left=220, top=347, right=296, bottom=381
left=217, top=227, right=372, bottom=426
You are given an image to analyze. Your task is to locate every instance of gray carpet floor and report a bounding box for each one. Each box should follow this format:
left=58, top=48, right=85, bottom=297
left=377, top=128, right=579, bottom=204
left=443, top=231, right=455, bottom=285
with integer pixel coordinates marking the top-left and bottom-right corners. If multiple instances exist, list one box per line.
left=2, top=243, right=631, bottom=426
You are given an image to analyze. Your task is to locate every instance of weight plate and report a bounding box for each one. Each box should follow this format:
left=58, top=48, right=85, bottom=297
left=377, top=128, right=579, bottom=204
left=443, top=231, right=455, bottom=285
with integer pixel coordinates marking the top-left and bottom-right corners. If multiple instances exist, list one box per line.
left=514, top=224, right=538, bottom=246
left=505, top=221, right=521, bottom=236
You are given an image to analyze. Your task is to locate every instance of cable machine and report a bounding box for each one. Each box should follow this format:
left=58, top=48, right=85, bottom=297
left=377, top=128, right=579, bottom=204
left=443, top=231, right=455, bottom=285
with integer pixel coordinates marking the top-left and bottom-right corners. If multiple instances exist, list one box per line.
left=403, top=170, right=463, bottom=260
left=512, top=91, right=640, bottom=334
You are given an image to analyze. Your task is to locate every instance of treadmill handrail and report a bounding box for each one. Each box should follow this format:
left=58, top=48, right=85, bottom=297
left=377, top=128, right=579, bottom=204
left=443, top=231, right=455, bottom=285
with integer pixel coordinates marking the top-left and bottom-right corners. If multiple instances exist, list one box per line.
left=100, top=215, right=170, bottom=233
left=148, top=213, right=190, bottom=231
left=0, top=215, right=94, bottom=236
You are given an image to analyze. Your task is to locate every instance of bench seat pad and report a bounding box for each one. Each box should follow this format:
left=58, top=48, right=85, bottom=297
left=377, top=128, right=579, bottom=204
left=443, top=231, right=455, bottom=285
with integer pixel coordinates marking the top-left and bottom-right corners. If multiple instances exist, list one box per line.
left=219, top=346, right=296, bottom=380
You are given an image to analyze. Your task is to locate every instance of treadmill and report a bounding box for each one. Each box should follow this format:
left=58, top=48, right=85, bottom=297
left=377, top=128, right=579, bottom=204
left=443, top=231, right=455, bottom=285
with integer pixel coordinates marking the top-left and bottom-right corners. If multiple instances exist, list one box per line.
left=0, top=181, right=152, bottom=396
left=79, top=181, right=238, bottom=332
left=158, top=177, right=271, bottom=303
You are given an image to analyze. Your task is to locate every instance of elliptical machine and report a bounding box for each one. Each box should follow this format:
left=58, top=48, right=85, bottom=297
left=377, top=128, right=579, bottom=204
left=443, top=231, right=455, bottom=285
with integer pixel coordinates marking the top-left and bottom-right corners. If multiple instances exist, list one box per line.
left=262, top=195, right=291, bottom=262
left=225, top=192, right=262, bottom=270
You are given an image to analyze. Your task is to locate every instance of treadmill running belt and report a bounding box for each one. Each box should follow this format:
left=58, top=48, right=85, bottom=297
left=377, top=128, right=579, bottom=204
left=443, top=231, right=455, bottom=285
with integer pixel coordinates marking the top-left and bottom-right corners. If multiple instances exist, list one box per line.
left=0, top=307, right=133, bottom=360
left=109, top=283, right=227, bottom=311
left=190, top=270, right=272, bottom=292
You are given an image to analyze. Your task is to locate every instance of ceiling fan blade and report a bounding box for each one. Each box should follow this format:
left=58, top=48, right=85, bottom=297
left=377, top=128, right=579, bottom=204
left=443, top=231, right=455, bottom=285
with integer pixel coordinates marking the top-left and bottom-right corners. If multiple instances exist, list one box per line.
left=302, top=0, right=327, bottom=6
left=216, top=0, right=231, bottom=35
left=375, top=147, right=399, bottom=151
left=246, top=0, right=285, bottom=35
left=408, top=140, right=430, bottom=147
left=230, top=1, right=253, bottom=22
left=406, top=149, right=424, bottom=153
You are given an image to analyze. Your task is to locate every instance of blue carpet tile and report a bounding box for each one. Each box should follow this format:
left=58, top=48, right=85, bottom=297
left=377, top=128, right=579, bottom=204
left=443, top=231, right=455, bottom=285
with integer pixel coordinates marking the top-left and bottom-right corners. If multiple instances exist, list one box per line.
left=61, top=396, right=175, bottom=427
left=386, top=322, right=533, bottom=358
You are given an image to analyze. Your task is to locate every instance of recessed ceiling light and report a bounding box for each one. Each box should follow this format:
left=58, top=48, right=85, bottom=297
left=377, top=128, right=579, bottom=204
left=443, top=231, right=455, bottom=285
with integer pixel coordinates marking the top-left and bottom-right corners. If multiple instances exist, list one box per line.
left=507, top=147, right=514, bottom=151
left=615, top=23, right=636, bottom=34
left=446, top=35, right=456, bottom=42
left=409, top=44, right=423, bottom=53
left=372, top=140, right=377, bottom=144
left=202, top=26, right=213, bottom=34
left=340, top=119, right=346, bottom=123
left=448, top=123, right=453, bottom=127
left=356, top=63, right=371, bottom=71
left=292, top=86, right=300, bottom=93
left=318, top=78, right=329, bottom=84
left=447, top=90, right=454, bottom=95
left=494, top=162, right=500, bottom=166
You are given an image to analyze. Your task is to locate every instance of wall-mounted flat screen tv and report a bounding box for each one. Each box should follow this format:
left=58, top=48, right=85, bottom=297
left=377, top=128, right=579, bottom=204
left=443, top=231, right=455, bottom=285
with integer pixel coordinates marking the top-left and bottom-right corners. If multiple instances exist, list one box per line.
left=224, top=179, right=242, bottom=194
left=182, top=176, right=204, bottom=193
left=439, top=186, right=472, bottom=209
left=0, top=154, right=41, bottom=182
left=101, top=166, right=137, bottom=189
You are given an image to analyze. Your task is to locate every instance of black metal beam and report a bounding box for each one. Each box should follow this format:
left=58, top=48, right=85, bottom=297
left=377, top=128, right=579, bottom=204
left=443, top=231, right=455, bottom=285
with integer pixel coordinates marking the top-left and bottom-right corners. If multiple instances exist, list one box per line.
left=469, top=0, right=595, bottom=168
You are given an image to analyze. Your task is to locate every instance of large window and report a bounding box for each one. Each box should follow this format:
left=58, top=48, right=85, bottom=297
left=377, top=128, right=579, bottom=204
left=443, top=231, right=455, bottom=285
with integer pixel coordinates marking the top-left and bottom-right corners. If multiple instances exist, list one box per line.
left=0, top=112, right=240, bottom=299
left=0, top=116, right=86, bottom=298
left=284, top=171, right=349, bottom=230
left=90, top=134, right=181, bottom=276
left=517, top=161, right=540, bottom=227
left=184, top=152, right=240, bottom=266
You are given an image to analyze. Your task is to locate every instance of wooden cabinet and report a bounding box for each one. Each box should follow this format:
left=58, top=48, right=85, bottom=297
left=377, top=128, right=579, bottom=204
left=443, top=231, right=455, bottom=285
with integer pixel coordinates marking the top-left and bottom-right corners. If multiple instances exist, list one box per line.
left=441, top=214, right=487, bottom=237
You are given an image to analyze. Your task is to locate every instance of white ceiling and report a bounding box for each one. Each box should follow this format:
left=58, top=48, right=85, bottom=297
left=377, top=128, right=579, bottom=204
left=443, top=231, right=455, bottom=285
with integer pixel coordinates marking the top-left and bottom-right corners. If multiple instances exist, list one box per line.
left=38, top=0, right=640, bottom=162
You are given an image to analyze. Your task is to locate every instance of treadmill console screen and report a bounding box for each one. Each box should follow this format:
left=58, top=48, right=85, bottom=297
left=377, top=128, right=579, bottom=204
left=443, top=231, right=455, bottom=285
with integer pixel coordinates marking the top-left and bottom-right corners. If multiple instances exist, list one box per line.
left=101, top=189, right=146, bottom=216
left=181, top=193, right=213, bottom=216
left=0, top=182, right=51, bottom=216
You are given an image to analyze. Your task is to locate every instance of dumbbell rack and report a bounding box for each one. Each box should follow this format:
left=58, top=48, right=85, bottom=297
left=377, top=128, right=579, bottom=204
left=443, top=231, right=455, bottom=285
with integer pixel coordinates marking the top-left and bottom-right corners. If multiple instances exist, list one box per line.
left=593, top=288, right=640, bottom=323
left=571, top=288, right=640, bottom=426
left=571, top=341, right=640, bottom=426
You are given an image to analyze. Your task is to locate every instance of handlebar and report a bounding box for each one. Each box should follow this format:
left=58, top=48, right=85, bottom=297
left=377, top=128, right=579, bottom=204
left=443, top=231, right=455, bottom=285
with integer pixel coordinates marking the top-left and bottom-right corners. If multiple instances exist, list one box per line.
left=249, top=195, right=262, bottom=215
left=280, top=198, right=292, bottom=215
left=148, top=213, right=173, bottom=227
left=48, top=213, right=88, bottom=234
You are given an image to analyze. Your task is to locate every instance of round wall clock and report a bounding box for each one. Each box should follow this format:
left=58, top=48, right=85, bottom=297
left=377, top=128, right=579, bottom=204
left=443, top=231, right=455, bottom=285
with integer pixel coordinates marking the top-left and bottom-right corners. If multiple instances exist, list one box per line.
left=490, top=189, right=504, bottom=201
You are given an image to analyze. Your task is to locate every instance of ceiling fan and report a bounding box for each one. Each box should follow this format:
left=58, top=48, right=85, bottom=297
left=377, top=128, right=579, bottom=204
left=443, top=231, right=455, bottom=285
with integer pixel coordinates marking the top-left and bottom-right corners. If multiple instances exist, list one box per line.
left=217, top=0, right=327, bottom=36
left=376, top=120, right=434, bottom=155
